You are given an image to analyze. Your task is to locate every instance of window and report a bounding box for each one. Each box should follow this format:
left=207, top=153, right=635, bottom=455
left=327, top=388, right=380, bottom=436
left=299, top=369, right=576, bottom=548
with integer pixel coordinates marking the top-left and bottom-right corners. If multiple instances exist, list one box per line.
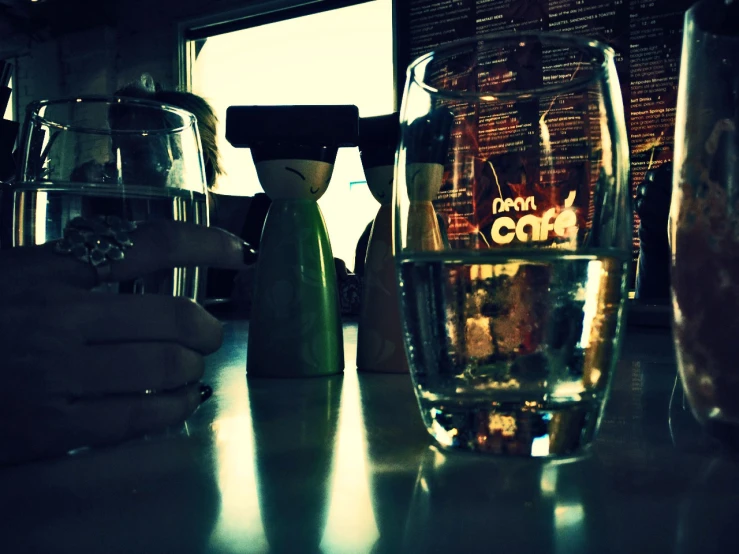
left=186, top=0, right=395, bottom=270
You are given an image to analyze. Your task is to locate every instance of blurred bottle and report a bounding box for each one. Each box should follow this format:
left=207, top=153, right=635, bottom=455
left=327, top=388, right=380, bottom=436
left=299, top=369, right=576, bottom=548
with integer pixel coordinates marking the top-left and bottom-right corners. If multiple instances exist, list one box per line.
left=635, top=162, right=672, bottom=301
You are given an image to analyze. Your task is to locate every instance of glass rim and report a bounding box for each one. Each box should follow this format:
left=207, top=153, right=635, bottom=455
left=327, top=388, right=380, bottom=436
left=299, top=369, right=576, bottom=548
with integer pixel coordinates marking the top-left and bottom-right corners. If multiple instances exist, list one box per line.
left=407, top=31, right=615, bottom=101
left=26, top=95, right=198, bottom=136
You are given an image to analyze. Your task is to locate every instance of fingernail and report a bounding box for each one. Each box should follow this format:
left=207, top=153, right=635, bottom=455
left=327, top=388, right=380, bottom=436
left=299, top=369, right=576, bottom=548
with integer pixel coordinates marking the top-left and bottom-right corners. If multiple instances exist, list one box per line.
left=243, top=241, right=257, bottom=264
left=199, top=384, right=213, bottom=404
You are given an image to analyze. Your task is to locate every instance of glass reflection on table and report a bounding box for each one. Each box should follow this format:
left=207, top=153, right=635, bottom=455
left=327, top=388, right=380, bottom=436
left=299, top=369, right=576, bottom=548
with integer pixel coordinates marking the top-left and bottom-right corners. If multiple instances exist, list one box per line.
left=401, top=446, right=607, bottom=554
left=358, top=372, right=429, bottom=552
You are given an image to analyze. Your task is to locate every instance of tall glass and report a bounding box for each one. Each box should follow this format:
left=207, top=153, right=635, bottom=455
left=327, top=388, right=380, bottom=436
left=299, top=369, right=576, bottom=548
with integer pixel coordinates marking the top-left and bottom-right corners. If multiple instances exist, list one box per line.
left=395, top=33, right=631, bottom=457
left=13, top=96, right=208, bottom=299
left=671, top=1, right=739, bottom=431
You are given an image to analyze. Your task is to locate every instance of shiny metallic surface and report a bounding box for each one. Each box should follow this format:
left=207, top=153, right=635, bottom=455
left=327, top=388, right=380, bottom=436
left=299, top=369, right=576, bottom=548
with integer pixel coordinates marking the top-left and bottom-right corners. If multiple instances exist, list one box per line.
left=0, top=320, right=737, bottom=553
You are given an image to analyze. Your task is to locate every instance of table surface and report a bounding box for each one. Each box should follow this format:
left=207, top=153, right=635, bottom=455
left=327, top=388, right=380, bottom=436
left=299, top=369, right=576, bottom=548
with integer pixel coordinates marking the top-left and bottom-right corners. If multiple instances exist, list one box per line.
left=1, top=317, right=737, bottom=554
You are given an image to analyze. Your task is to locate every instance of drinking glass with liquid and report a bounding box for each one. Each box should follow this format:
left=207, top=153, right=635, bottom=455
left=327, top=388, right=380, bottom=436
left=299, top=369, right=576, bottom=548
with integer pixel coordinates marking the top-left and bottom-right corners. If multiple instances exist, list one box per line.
left=13, top=96, right=208, bottom=299
left=395, top=33, right=631, bottom=457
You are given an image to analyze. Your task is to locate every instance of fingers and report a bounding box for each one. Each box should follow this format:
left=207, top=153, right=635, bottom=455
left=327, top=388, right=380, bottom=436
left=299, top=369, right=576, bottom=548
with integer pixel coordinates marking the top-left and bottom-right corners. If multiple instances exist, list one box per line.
left=115, top=221, right=251, bottom=283
left=85, top=295, right=224, bottom=353
left=69, top=343, right=205, bottom=396
left=68, top=384, right=202, bottom=446
left=0, top=221, right=252, bottom=290
left=48, top=290, right=224, bottom=354
left=2, top=384, right=202, bottom=465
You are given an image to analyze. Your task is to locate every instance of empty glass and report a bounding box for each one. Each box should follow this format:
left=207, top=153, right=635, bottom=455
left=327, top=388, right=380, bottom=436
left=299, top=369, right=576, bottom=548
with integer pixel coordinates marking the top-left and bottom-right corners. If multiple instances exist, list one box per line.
left=394, top=33, right=631, bottom=457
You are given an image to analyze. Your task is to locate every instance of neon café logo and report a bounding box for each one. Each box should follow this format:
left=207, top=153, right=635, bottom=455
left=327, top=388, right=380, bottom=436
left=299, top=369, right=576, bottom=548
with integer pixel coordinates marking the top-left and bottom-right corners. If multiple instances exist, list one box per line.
left=490, top=190, right=578, bottom=244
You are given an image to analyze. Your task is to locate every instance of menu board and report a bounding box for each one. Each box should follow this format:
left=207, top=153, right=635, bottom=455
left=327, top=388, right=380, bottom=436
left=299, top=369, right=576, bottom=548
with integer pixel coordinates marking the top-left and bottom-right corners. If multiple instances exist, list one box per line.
left=396, top=0, right=694, bottom=269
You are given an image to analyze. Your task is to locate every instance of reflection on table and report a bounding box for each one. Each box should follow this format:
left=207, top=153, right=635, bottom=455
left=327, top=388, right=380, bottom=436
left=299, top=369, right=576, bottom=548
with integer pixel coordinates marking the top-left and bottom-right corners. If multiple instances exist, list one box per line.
left=0, top=320, right=738, bottom=554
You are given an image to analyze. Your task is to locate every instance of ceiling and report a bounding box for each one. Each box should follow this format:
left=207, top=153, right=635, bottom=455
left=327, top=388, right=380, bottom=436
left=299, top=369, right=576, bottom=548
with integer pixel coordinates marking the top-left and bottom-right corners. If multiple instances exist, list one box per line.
left=0, top=1, right=115, bottom=41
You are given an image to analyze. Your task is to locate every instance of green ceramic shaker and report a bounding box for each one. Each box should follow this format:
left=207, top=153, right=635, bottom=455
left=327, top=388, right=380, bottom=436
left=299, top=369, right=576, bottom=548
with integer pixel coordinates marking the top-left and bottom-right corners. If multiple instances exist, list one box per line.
left=226, top=105, right=359, bottom=377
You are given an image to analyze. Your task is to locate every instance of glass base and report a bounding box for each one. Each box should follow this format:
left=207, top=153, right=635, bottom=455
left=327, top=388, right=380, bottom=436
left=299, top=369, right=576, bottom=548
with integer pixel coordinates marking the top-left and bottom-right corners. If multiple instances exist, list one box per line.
left=670, top=376, right=739, bottom=457
left=419, top=398, right=601, bottom=457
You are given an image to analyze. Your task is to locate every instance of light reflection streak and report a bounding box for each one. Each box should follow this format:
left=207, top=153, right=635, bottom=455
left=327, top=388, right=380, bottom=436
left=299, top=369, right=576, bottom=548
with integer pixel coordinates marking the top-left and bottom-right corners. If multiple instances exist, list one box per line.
left=555, top=502, right=585, bottom=526
left=554, top=501, right=586, bottom=554
left=34, top=191, right=47, bottom=245
left=540, top=464, right=558, bottom=495
left=320, top=369, right=379, bottom=553
left=531, top=434, right=551, bottom=457
left=578, top=261, right=603, bottom=349
left=208, top=384, right=267, bottom=553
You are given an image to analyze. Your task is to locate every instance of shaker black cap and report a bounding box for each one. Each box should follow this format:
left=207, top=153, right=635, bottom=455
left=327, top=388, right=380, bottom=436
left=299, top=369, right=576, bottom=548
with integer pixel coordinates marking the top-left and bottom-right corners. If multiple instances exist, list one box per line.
left=404, top=108, right=454, bottom=165
left=358, top=113, right=400, bottom=168
left=226, top=105, right=359, bottom=146
left=226, top=105, right=359, bottom=162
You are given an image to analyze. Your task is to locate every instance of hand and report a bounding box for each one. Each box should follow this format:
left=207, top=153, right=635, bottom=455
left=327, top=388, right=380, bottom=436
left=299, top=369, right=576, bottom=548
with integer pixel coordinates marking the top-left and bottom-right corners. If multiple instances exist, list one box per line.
left=0, top=221, right=250, bottom=466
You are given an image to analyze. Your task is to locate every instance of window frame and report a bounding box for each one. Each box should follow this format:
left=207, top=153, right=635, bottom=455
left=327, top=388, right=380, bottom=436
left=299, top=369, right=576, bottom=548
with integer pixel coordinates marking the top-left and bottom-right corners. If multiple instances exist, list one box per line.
left=1, top=58, right=15, bottom=122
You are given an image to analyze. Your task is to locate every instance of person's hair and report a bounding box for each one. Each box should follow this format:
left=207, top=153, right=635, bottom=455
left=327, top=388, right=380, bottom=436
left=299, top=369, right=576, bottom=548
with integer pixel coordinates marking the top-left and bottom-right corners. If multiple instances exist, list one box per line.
left=114, top=76, right=223, bottom=188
